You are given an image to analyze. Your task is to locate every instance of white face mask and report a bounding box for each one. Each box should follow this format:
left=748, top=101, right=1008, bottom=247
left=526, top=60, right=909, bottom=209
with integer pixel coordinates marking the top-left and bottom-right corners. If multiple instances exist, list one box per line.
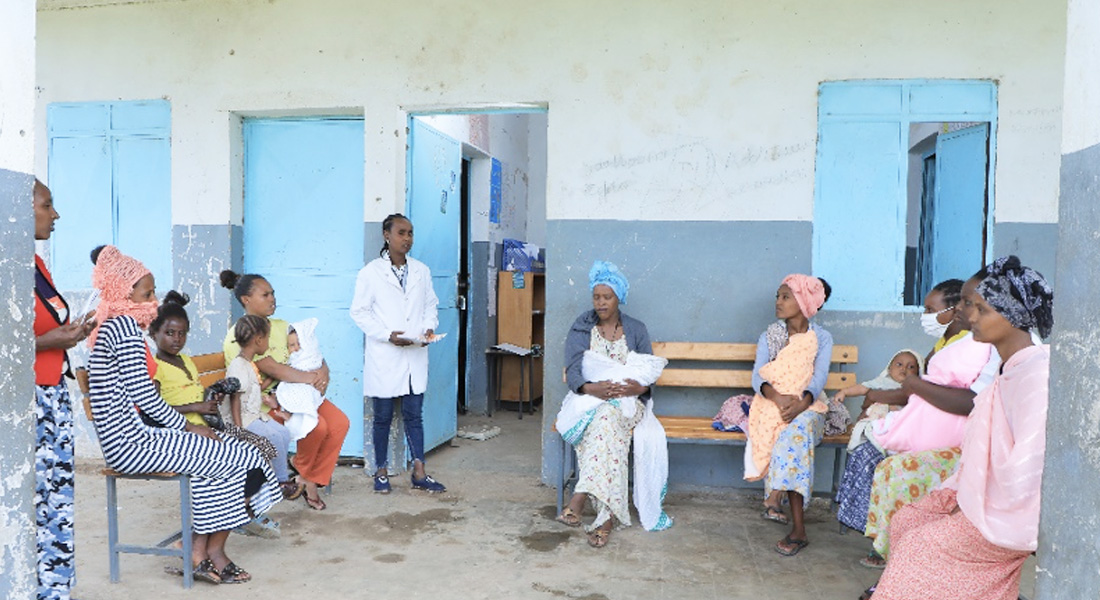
left=920, top=312, right=949, bottom=338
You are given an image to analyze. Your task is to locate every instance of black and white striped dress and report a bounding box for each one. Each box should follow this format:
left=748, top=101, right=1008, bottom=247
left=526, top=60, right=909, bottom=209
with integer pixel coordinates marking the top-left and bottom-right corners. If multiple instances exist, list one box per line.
left=88, top=316, right=281, bottom=534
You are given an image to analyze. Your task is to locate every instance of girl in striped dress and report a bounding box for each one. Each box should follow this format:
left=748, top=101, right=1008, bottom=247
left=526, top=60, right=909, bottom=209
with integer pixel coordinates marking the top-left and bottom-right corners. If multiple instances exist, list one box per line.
left=86, top=246, right=281, bottom=585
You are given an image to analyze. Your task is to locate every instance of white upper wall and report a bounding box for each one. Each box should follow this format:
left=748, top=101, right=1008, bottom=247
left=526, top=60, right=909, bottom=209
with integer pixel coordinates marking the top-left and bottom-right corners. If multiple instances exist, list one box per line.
left=1, top=1, right=36, bottom=173
left=34, top=0, right=1066, bottom=225
left=1062, top=0, right=1100, bottom=153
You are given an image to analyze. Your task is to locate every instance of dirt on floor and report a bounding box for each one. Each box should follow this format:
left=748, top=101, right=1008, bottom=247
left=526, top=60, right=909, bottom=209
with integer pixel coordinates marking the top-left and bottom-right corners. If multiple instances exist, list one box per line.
left=68, top=412, right=1033, bottom=600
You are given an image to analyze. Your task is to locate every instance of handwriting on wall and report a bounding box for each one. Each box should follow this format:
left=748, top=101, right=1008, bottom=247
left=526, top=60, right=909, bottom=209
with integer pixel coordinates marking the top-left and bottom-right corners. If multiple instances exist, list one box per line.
left=581, top=140, right=812, bottom=215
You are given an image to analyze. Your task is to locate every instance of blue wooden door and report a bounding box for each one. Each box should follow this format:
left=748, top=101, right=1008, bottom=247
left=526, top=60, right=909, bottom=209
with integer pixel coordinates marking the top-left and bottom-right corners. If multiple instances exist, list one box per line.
left=243, top=118, right=365, bottom=457
left=47, top=101, right=172, bottom=291
left=932, top=124, right=990, bottom=283
left=406, top=119, right=460, bottom=452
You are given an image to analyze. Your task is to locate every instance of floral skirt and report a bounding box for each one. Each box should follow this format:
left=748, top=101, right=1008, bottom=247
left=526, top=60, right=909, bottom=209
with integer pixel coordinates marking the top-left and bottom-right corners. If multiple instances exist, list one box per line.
left=866, top=447, right=962, bottom=557
left=872, top=489, right=1029, bottom=600
left=764, top=410, right=824, bottom=499
left=835, top=441, right=886, bottom=533
left=574, top=401, right=644, bottom=531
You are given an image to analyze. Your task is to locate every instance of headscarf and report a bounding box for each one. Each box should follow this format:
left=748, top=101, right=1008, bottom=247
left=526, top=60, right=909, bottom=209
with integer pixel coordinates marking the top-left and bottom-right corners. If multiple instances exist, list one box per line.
left=861, top=349, right=925, bottom=390
left=589, top=260, right=629, bottom=304
left=975, top=255, right=1054, bottom=339
left=781, top=274, right=825, bottom=319
left=87, top=245, right=157, bottom=347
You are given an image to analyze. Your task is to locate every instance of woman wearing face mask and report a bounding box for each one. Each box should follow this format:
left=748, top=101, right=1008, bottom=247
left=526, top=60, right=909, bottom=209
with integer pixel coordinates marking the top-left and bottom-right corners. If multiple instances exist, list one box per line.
left=834, top=279, right=995, bottom=544
left=865, top=256, right=1053, bottom=600
left=87, top=246, right=282, bottom=584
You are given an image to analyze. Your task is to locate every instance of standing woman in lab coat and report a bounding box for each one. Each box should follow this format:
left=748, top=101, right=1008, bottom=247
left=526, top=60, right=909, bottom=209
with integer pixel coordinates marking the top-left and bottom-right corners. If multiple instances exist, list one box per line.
left=351, top=213, right=445, bottom=494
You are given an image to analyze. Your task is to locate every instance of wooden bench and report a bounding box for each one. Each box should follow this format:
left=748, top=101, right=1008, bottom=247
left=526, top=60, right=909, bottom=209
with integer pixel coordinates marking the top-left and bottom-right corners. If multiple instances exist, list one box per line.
left=191, top=352, right=229, bottom=388
left=555, top=341, right=858, bottom=514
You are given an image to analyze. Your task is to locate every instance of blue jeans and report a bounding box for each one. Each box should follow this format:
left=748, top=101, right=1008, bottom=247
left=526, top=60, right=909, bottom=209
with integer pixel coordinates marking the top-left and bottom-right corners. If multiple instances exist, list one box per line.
left=372, top=394, right=425, bottom=469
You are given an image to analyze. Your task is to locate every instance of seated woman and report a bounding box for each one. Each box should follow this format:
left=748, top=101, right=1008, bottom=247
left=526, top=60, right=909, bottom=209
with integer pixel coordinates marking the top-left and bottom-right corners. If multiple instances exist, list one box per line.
left=150, top=291, right=279, bottom=464
left=748, top=274, right=832, bottom=557
left=860, top=273, right=1032, bottom=567
left=555, top=261, right=672, bottom=548
left=87, top=246, right=281, bottom=584
left=866, top=255, right=1053, bottom=600
left=835, top=280, right=976, bottom=535
left=221, top=270, right=349, bottom=510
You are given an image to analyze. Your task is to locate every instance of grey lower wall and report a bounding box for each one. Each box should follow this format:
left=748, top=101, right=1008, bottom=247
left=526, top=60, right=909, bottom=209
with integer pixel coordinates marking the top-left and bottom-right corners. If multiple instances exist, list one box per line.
left=994, top=221, right=1059, bottom=283
left=1037, top=142, right=1100, bottom=599
left=540, top=219, right=1060, bottom=490
left=0, top=169, right=39, bottom=599
left=171, top=224, right=244, bottom=353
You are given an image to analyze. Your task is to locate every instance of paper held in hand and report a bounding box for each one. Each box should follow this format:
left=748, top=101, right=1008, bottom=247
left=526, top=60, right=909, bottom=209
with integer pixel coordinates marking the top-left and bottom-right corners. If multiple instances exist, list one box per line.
left=397, top=332, right=448, bottom=344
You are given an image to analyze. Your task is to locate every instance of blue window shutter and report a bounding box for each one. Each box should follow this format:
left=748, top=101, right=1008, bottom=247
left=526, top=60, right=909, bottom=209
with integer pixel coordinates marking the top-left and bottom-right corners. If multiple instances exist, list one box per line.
left=813, top=120, right=906, bottom=310
left=47, top=100, right=171, bottom=291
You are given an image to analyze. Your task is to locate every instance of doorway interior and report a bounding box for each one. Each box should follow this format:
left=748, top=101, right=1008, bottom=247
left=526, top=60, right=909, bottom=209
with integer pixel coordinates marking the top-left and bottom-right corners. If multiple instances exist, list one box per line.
left=405, top=110, right=548, bottom=452
left=904, top=122, right=991, bottom=305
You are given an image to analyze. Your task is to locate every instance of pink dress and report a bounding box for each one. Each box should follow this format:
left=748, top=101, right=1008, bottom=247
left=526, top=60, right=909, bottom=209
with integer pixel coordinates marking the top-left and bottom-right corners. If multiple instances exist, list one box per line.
left=871, top=345, right=1049, bottom=600
left=872, top=333, right=990, bottom=454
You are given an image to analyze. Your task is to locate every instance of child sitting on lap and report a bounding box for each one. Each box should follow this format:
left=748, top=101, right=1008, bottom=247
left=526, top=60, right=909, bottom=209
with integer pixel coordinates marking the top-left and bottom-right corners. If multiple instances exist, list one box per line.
left=836, top=349, right=922, bottom=451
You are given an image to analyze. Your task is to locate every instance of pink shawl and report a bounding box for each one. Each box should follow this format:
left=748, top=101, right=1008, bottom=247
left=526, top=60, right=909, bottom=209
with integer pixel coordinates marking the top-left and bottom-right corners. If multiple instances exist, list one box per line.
left=943, top=344, right=1049, bottom=552
left=872, top=333, right=991, bottom=453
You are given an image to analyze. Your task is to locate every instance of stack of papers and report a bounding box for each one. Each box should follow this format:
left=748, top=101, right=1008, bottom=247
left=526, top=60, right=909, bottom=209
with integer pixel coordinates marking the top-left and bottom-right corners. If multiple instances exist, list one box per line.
left=492, top=343, right=532, bottom=356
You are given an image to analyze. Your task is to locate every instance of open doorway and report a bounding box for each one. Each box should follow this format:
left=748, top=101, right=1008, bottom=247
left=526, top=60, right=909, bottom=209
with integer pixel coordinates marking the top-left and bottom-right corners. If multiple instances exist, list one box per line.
left=405, top=111, right=548, bottom=452
left=904, top=122, right=991, bottom=305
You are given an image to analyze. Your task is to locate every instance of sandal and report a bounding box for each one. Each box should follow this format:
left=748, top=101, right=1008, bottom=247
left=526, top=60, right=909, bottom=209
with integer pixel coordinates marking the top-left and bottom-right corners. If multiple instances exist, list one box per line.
left=859, top=584, right=877, bottom=600
left=218, top=561, right=251, bottom=584
left=762, top=505, right=789, bottom=525
left=859, top=552, right=887, bottom=569
left=303, top=490, right=326, bottom=511
left=238, top=515, right=280, bottom=539
left=281, top=480, right=305, bottom=500
left=555, top=507, right=582, bottom=527
left=775, top=535, right=809, bottom=556
left=164, top=558, right=222, bottom=584
left=587, top=528, right=610, bottom=548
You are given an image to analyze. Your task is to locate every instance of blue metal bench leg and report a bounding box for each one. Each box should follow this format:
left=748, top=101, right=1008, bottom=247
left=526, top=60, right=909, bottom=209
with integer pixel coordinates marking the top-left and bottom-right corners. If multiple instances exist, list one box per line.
left=180, top=476, right=193, bottom=589
left=106, top=475, right=120, bottom=583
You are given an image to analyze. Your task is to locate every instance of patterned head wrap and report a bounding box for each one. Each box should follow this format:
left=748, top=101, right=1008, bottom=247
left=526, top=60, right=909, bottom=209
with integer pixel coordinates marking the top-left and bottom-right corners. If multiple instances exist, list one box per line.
left=589, top=260, right=629, bottom=304
left=88, top=245, right=157, bottom=346
left=975, top=255, right=1054, bottom=339
left=781, top=274, right=826, bottom=319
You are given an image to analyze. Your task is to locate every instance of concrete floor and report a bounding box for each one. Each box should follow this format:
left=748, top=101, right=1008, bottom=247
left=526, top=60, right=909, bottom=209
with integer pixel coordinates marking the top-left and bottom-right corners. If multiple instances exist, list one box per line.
left=69, top=412, right=1035, bottom=599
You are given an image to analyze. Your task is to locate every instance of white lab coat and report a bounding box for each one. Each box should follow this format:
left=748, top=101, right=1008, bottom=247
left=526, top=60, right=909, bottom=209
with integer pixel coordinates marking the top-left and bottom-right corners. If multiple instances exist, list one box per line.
left=350, top=256, right=439, bottom=398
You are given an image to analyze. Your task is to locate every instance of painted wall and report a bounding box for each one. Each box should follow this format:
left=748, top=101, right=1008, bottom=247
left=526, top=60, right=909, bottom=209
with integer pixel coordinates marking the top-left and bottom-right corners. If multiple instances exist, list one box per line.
left=0, top=1, right=38, bottom=596
left=33, top=0, right=1068, bottom=480
left=35, top=0, right=1065, bottom=226
left=542, top=218, right=1055, bottom=489
left=1037, top=1, right=1100, bottom=597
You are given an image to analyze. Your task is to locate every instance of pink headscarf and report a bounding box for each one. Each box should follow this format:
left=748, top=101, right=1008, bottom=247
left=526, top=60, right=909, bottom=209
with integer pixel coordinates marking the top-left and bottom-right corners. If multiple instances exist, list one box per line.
left=782, top=274, right=825, bottom=319
left=87, top=245, right=157, bottom=347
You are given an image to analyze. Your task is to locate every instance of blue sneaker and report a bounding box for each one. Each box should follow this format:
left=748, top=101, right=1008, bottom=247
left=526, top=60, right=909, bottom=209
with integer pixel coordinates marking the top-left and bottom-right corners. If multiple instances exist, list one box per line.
left=373, top=474, right=391, bottom=494
left=411, top=474, right=446, bottom=493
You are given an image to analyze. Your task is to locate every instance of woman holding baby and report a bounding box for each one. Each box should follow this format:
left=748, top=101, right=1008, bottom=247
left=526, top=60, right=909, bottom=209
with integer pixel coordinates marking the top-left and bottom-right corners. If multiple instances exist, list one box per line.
left=220, top=270, right=349, bottom=511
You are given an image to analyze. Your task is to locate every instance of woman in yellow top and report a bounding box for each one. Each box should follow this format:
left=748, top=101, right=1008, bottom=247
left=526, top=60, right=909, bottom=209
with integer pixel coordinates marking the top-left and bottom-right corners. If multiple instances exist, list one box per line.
left=220, top=270, right=348, bottom=510
left=151, top=292, right=277, bottom=467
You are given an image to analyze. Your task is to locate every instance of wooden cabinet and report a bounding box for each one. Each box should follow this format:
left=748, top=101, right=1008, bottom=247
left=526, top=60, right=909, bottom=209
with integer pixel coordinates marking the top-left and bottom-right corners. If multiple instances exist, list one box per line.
left=496, top=271, right=544, bottom=401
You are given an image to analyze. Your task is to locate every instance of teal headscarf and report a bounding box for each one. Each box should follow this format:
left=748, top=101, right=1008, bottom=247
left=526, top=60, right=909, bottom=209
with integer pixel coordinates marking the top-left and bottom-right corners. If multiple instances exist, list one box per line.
left=589, top=260, right=629, bottom=304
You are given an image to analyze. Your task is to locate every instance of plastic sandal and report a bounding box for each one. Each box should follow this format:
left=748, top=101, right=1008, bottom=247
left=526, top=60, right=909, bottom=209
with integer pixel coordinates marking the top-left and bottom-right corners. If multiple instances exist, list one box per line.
left=218, top=561, right=251, bottom=584
left=164, top=558, right=222, bottom=584
left=775, top=535, right=809, bottom=556
left=587, top=528, right=610, bottom=548
left=761, top=505, right=789, bottom=525
left=859, top=552, right=887, bottom=569
left=555, top=507, right=582, bottom=527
